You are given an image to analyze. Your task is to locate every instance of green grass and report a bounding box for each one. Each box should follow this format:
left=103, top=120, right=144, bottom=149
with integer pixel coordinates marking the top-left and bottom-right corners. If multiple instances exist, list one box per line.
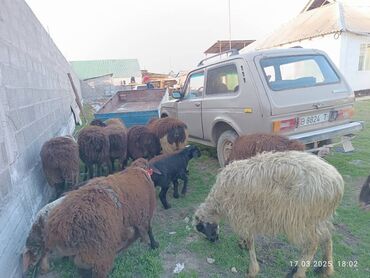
left=50, top=100, right=370, bottom=277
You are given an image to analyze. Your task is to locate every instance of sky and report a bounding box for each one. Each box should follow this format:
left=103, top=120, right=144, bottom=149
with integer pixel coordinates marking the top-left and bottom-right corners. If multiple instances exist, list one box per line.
left=25, top=0, right=308, bottom=73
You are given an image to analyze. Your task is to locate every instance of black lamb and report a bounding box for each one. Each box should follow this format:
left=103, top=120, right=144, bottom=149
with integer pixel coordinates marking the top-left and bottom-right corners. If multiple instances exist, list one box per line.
left=149, top=145, right=201, bottom=209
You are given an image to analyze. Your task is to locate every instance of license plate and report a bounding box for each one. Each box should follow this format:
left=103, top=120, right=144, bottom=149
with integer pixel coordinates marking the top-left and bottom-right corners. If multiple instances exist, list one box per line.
left=299, top=113, right=330, bottom=127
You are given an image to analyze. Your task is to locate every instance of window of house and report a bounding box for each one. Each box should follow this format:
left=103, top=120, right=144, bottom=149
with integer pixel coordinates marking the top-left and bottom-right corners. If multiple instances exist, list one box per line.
left=183, top=71, right=204, bottom=99
left=206, top=64, right=239, bottom=95
left=358, top=43, right=370, bottom=71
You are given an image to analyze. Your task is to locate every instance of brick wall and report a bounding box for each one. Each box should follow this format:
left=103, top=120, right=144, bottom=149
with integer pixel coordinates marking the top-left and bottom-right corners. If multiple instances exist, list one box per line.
left=0, top=0, right=81, bottom=276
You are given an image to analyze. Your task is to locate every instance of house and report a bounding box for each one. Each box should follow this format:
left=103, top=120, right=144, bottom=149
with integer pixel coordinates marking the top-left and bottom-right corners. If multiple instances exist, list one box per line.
left=70, top=59, right=142, bottom=86
left=205, top=40, right=255, bottom=56
left=247, top=0, right=370, bottom=94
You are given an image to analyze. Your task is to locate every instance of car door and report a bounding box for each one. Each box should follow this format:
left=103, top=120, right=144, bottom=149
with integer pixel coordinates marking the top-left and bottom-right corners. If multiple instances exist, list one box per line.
left=177, top=71, right=204, bottom=139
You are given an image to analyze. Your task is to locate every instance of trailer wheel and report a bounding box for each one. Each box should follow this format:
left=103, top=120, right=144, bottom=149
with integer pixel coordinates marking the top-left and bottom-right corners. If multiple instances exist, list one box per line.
left=217, top=130, right=238, bottom=167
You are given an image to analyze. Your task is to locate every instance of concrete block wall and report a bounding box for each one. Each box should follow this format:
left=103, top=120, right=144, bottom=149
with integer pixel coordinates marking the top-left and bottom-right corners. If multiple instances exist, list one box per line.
left=0, top=0, right=82, bottom=276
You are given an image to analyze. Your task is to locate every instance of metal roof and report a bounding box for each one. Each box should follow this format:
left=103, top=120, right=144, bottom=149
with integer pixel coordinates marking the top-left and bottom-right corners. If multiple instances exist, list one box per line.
left=249, top=1, right=370, bottom=50
left=70, top=59, right=141, bottom=80
left=204, top=40, right=255, bottom=54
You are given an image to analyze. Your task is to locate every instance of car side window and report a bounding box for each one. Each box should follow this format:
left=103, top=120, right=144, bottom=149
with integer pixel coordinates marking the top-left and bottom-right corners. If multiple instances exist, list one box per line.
left=206, top=64, right=239, bottom=95
left=183, top=71, right=204, bottom=99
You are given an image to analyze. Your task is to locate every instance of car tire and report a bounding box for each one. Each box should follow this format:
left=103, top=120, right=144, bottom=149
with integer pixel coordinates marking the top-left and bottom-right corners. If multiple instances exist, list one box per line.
left=217, top=130, right=238, bottom=167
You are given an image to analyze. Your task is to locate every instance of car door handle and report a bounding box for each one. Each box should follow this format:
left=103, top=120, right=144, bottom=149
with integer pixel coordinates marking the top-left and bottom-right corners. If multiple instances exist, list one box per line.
left=194, top=102, right=201, bottom=107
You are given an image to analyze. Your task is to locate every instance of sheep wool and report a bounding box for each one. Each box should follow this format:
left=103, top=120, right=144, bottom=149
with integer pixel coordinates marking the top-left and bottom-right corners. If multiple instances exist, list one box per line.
left=227, top=133, right=305, bottom=164
left=195, top=151, right=344, bottom=278
left=147, top=117, right=189, bottom=154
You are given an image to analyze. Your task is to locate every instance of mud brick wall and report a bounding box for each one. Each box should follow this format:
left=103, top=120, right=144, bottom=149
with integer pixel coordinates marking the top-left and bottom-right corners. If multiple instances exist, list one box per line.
left=0, top=0, right=81, bottom=276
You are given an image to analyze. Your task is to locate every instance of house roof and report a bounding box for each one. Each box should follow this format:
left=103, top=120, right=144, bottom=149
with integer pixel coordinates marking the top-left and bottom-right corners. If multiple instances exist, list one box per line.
left=204, top=40, right=255, bottom=54
left=249, top=1, right=370, bottom=50
left=70, top=59, right=141, bottom=80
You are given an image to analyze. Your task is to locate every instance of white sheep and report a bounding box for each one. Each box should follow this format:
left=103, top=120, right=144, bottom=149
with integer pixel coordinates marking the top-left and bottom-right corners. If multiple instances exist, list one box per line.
left=194, top=151, right=344, bottom=278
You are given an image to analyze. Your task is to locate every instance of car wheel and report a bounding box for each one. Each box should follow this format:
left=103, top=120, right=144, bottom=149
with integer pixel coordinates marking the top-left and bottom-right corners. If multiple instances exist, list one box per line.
left=217, top=130, right=238, bottom=167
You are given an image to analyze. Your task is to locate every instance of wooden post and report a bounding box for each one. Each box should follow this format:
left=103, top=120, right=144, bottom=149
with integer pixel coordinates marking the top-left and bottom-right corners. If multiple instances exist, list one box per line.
left=67, top=73, right=86, bottom=122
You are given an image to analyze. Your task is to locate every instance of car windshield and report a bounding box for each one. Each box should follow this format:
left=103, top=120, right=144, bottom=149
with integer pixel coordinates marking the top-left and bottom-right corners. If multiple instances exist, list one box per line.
left=260, top=55, right=340, bottom=91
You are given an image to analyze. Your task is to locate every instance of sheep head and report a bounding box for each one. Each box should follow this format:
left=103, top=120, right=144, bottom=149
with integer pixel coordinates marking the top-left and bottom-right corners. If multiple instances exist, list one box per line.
left=193, top=203, right=220, bottom=243
left=22, top=247, right=42, bottom=274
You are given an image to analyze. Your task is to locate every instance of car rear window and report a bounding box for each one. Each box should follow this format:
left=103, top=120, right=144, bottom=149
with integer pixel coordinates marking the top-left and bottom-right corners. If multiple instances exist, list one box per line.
left=260, top=55, right=340, bottom=91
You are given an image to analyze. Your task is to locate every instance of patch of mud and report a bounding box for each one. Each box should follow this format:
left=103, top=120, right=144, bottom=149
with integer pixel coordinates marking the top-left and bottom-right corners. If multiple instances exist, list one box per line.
left=334, top=223, right=360, bottom=247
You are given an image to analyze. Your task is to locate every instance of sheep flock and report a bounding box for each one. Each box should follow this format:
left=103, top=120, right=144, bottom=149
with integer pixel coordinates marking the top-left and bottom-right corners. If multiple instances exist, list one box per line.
left=24, top=118, right=357, bottom=277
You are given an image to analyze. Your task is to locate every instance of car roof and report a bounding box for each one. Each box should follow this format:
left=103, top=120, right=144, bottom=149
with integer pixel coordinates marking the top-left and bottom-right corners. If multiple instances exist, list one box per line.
left=193, top=47, right=327, bottom=71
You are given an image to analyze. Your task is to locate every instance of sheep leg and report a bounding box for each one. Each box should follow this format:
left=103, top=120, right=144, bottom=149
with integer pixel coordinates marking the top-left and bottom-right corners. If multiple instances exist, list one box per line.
left=173, top=179, right=180, bottom=199
left=245, top=236, right=260, bottom=277
left=87, top=164, right=94, bottom=180
left=111, top=158, right=115, bottom=173
left=148, top=226, right=159, bottom=249
left=159, top=186, right=171, bottom=209
left=315, top=238, right=334, bottom=277
left=180, top=173, right=188, bottom=196
left=290, top=239, right=319, bottom=278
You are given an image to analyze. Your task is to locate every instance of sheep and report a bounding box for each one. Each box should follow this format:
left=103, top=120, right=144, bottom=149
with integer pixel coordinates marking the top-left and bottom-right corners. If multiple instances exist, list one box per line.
left=104, top=118, right=126, bottom=129
left=147, top=117, right=189, bottom=154
left=45, top=160, right=158, bottom=277
left=22, top=196, right=66, bottom=274
left=40, top=136, right=79, bottom=197
left=194, top=151, right=344, bottom=278
left=149, top=145, right=201, bottom=209
left=90, top=119, right=107, bottom=127
left=226, top=133, right=305, bottom=165
left=78, top=125, right=110, bottom=180
left=104, top=118, right=128, bottom=172
left=127, top=125, right=161, bottom=160
left=359, top=175, right=370, bottom=210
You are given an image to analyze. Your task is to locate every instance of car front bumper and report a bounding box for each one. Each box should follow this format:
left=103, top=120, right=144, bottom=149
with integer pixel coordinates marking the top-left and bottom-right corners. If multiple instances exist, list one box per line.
left=288, top=121, right=364, bottom=144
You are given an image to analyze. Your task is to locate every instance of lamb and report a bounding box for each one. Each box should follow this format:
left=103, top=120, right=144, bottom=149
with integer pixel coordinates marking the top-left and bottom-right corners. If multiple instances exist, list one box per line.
left=22, top=197, right=66, bottom=274
left=226, top=133, right=305, bottom=165
left=359, top=175, right=370, bottom=210
left=194, top=151, right=344, bottom=278
left=40, top=136, right=79, bottom=197
left=78, top=125, right=110, bottom=180
left=147, top=117, right=189, bottom=154
left=149, top=145, right=201, bottom=209
left=103, top=118, right=128, bottom=172
left=45, top=160, right=158, bottom=277
left=127, top=125, right=161, bottom=160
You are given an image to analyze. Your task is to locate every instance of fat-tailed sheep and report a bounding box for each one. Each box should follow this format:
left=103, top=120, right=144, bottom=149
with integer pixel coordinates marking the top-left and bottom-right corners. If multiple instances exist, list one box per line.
left=359, top=175, right=370, bottom=210
left=226, top=133, right=305, bottom=165
left=104, top=118, right=128, bottom=172
left=78, top=125, right=110, bottom=180
left=45, top=160, right=158, bottom=277
left=40, top=136, right=79, bottom=197
left=147, top=117, right=188, bottom=154
left=127, top=125, right=161, bottom=160
left=194, top=151, right=344, bottom=278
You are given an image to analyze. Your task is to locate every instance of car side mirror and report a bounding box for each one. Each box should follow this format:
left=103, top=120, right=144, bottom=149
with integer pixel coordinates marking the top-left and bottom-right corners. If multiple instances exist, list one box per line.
left=172, top=91, right=182, bottom=99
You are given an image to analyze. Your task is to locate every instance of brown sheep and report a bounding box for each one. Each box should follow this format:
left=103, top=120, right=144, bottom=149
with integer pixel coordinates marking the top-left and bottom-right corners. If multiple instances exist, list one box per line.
left=104, top=118, right=126, bottom=129
left=359, top=175, right=370, bottom=210
left=127, top=125, right=161, bottom=160
left=40, top=136, right=79, bottom=197
left=147, top=117, right=189, bottom=154
left=45, top=160, right=158, bottom=277
left=78, top=125, right=110, bottom=180
left=226, top=133, right=305, bottom=165
left=104, top=118, right=128, bottom=172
